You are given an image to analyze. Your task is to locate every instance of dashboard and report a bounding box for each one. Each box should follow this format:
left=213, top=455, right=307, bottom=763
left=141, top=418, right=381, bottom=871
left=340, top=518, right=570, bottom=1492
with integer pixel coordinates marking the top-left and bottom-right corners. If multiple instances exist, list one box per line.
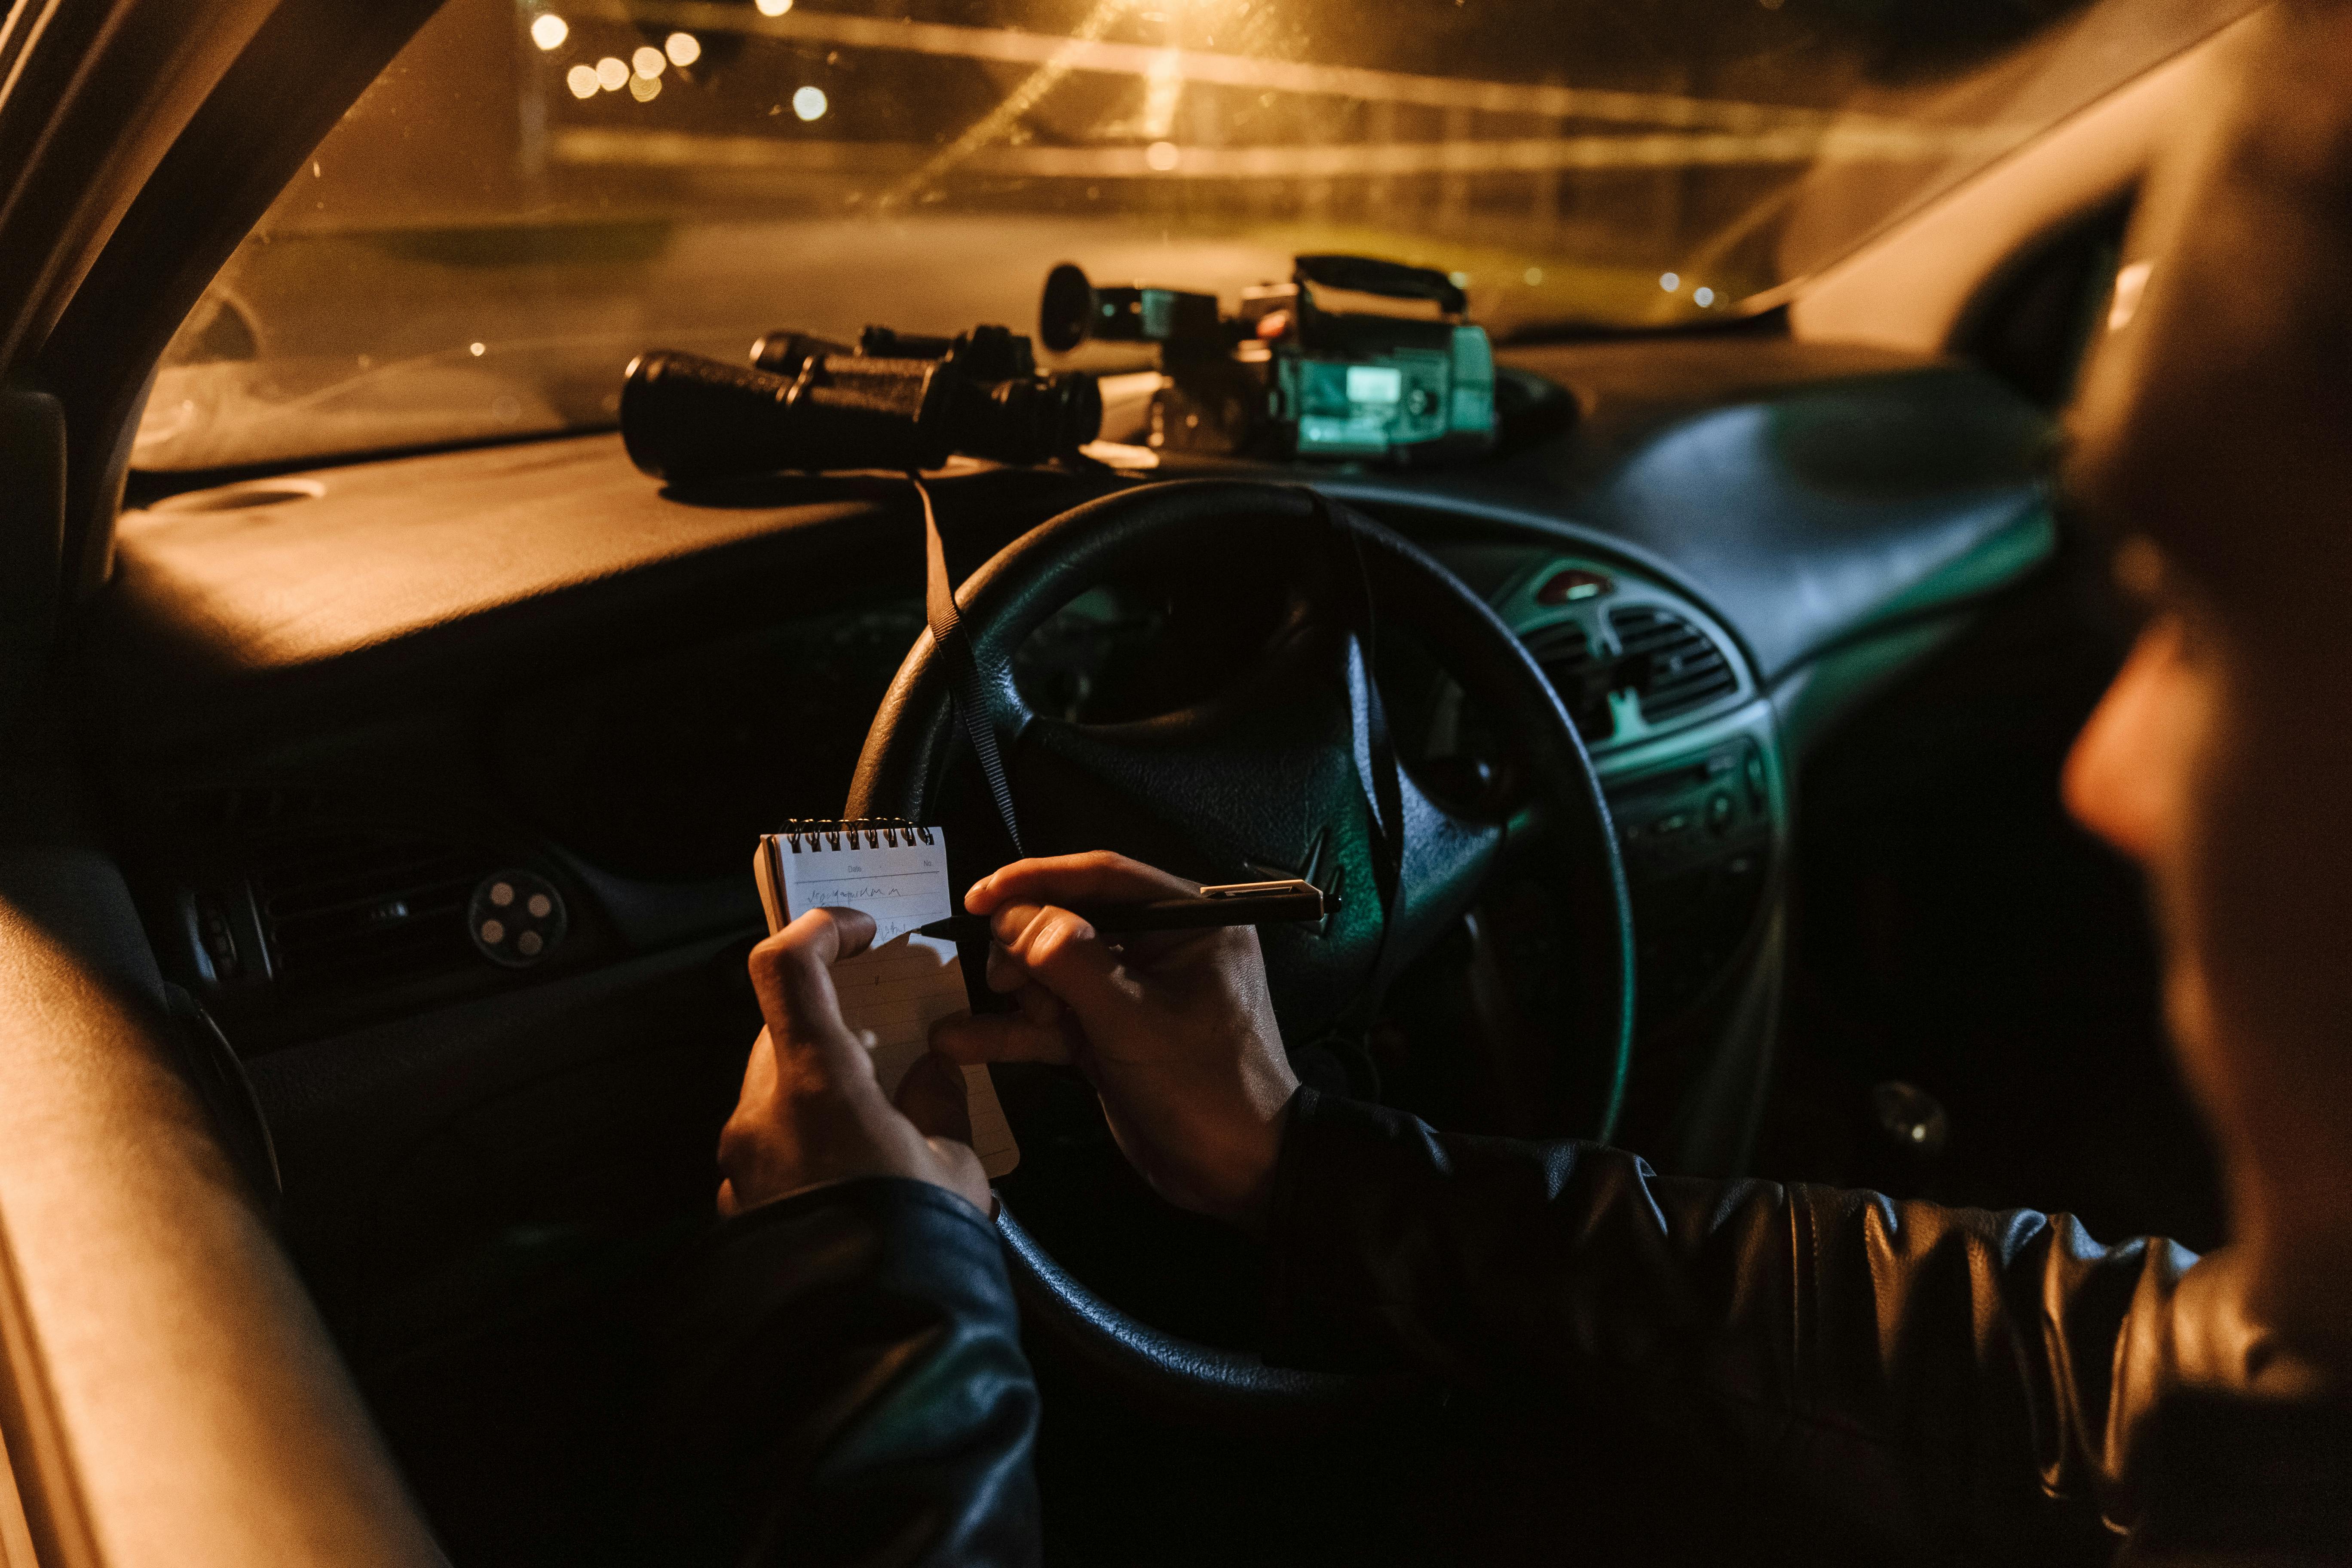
left=76, top=329, right=2055, bottom=1316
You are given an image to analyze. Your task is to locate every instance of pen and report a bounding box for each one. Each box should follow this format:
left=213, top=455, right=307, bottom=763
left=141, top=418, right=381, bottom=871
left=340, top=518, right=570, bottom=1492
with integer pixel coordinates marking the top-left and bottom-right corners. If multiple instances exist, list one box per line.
left=916, top=879, right=1338, bottom=943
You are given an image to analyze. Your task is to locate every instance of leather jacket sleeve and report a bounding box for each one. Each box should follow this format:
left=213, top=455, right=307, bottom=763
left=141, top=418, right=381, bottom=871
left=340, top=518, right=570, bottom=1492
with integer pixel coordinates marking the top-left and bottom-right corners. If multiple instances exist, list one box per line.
left=637, top=1176, right=1039, bottom=1568
left=1263, top=1087, right=2215, bottom=1562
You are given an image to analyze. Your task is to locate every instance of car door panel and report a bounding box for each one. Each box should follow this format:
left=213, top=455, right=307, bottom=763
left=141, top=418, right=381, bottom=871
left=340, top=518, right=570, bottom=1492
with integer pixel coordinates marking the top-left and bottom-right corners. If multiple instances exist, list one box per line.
left=0, top=842, right=443, bottom=1567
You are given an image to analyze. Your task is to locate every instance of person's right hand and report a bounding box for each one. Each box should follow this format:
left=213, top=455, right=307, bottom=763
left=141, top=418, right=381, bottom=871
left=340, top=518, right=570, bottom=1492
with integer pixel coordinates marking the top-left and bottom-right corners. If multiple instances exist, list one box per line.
left=928, top=852, right=1297, bottom=1232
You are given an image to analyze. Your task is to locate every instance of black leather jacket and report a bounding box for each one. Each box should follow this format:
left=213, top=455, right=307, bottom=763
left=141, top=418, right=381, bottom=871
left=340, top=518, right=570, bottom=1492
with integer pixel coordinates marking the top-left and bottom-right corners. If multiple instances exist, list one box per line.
left=648, top=1092, right=2349, bottom=1567
left=640, top=1176, right=1039, bottom=1568
left=1265, top=1088, right=2352, bottom=1567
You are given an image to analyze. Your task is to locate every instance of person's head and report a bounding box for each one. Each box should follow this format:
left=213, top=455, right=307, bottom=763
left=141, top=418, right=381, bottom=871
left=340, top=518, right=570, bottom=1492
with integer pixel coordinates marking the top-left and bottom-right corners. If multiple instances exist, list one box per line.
left=2061, top=543, right=2352, bottom=1335
left=2059, top=0, right=2352, bottom=1351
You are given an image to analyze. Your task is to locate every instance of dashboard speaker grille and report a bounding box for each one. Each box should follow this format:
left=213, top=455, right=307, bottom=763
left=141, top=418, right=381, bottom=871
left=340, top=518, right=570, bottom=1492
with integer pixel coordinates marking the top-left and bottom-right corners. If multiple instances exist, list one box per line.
left=1608, top=606, right=1738, bottom=725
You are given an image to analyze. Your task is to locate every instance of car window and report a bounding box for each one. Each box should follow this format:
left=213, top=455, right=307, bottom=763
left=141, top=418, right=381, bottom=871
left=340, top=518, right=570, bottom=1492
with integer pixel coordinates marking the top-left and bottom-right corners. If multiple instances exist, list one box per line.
left=132, top=0, right=2257, bottom=472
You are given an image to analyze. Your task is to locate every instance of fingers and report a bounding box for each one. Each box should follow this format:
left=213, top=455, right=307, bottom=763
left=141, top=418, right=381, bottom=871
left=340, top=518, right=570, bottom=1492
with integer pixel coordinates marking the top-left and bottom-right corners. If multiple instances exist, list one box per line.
left=724, top=908, right=1010, bottom=1222
left=894, top=1051, right=974, bottom=1142
left=988, top=900, right=1133, bottom=1019
left=964, top=851, right=1197, bottom=916
left=1013, top=980, right=1063, bottom=1026
left=981, top=945, right=1065, bottom=1023
left=820, top=905, right=879, bottom=959
left=983, top=942, right=1032, bottom=997
left=747, top=908, right=880, bottom=1093
left=931, top=1009, right=1075, bottom=1066
left=894, top=1061, right=993, bottom=1216
left=738, top=1023, right=780, bottom=1101
left=925, top=1136, right=994, bottom=1217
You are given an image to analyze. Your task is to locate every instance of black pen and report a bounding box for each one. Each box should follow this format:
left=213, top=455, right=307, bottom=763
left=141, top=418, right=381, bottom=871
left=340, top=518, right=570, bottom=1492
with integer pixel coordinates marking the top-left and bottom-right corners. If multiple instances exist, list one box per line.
left=916, top=879, right=1338, bottom=943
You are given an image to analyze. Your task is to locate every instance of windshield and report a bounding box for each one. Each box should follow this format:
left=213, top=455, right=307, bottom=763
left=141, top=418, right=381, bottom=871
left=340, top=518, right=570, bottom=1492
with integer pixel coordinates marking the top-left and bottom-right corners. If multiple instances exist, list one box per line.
left=134, top=0, right=2254, bottom=472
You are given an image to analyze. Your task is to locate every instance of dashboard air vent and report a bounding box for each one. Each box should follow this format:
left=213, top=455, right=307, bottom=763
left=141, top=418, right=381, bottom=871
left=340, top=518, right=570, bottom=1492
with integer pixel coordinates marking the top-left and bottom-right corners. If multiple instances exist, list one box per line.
left=1519, top=620, right=1614, bottom=742
left=248, top=827, right=488, bottom=993
left=1608, top=606, right=1738, bottom=724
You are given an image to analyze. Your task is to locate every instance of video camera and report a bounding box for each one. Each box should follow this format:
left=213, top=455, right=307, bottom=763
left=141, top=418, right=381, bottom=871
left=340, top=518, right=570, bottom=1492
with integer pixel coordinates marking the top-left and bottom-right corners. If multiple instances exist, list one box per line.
left=1039, top=252, right=1498, bottom=465
left=621, top=322, right=1103, bottom=482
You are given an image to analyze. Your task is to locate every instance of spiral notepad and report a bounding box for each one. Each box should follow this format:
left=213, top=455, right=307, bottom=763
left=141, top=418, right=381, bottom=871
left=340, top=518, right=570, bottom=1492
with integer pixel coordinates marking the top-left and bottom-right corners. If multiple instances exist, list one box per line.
left=752, top=821, right=1018, bottom=1178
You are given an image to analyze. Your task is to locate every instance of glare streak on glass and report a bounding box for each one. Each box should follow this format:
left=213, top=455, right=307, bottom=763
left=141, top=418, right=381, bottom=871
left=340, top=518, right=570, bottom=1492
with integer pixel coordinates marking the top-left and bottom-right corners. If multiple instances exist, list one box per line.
left=631, top=0, right=1883, bottom=135
left=881, top=0, right=1143, bottom=209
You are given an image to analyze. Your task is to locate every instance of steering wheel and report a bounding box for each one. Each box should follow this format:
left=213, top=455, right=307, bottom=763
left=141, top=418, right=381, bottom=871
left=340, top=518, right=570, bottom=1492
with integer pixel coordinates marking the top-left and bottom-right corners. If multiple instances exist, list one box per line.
left=846, top=478, right=1632, bottom=1411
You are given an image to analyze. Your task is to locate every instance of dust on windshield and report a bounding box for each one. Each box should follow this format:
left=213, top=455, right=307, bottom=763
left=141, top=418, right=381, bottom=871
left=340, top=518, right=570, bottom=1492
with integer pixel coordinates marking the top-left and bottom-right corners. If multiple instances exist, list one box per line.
left=134, top=0, right=2253, bottom=472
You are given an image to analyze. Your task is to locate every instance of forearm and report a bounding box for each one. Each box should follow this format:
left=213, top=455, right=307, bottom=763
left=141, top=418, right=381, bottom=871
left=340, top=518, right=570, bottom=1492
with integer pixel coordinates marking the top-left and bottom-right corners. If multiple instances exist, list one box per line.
left=641, top=1177, right=1039, bottom=1568
left=1265, top=1089, right=2196, bottom=1557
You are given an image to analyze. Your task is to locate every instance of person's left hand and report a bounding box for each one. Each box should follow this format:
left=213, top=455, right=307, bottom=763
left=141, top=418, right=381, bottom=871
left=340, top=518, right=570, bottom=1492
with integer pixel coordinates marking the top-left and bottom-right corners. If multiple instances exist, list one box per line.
left=716, top=907, right=992, bottom=1218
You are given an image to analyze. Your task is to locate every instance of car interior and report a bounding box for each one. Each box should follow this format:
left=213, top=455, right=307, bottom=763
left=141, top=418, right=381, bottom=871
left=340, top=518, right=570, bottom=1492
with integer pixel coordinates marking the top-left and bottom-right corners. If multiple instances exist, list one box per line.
left=0, top=0, right=2258, bottom=1563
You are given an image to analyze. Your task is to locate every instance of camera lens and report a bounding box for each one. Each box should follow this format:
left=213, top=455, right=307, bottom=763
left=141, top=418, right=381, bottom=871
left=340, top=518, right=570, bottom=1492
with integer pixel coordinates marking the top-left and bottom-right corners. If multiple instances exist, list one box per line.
left=1039, top=263, right=1097, bottom=354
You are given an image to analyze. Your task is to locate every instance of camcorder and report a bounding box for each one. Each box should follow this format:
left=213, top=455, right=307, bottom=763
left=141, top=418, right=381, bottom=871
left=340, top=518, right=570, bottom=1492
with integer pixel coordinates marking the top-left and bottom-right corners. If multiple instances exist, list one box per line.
left=620, top=322, right=1103, bottom=482
left=1039, top=252, right=1498, bottom=465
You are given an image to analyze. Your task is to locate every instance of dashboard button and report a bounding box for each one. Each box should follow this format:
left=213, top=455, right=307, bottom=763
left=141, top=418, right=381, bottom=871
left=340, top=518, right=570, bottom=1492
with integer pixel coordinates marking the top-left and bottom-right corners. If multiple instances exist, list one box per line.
left=194, top=893, right=242, bottom=980
left=1536, top=567, right=1613, bottom=605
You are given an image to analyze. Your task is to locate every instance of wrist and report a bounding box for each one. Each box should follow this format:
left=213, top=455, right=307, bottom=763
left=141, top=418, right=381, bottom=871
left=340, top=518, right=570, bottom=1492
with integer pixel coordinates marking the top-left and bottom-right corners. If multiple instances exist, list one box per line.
left=1207, top=1093, right=1295, bottom=1237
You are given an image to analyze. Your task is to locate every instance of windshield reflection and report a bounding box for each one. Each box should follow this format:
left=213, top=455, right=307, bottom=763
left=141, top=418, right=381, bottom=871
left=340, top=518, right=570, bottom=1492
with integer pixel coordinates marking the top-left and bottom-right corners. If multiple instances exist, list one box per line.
left=135, top=0, right=2254, bottom=472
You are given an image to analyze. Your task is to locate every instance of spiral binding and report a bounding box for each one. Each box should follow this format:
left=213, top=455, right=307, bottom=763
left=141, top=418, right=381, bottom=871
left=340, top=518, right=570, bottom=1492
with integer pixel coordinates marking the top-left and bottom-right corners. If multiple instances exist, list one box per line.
left=776, top=818, right=936, bottom=852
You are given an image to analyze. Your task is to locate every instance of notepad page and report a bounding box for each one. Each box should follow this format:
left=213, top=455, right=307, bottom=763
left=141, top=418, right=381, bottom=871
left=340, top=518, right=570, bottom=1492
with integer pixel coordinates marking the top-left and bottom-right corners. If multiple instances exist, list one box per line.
left=777, top=832, right=955, bottom=944
left=772, top=830, right=1018, bottom=1177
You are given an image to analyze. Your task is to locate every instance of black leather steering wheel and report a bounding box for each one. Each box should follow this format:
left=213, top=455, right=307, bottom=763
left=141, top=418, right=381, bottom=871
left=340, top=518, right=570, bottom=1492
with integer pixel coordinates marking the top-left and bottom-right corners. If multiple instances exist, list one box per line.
left=846, top=478, right=1632, bottom=1410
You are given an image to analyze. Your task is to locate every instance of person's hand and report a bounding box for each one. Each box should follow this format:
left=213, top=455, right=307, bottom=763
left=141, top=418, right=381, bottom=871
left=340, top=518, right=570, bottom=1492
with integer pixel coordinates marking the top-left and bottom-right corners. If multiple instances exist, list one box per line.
left=717, top=907, right=992, bottom=1219
left=928, top=852, right=1297, bottom=1232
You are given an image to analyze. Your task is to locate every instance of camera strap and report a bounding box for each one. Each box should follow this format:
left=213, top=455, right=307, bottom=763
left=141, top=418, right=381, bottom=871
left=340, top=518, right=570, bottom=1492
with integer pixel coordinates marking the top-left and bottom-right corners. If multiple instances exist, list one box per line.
left=1310, top=491, right=1407, bottom=1011
left=915, top=477, right=1026, bottom=858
